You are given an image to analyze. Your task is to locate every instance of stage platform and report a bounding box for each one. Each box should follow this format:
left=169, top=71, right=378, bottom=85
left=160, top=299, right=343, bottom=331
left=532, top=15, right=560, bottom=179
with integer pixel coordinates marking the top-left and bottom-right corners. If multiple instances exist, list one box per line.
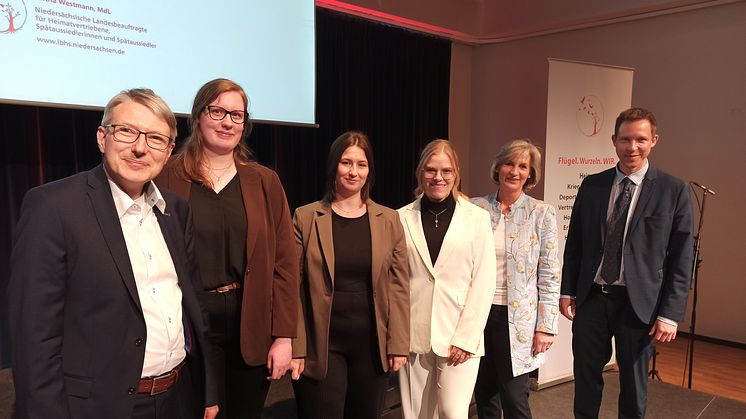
left=1, top=368, right=744, bottom=418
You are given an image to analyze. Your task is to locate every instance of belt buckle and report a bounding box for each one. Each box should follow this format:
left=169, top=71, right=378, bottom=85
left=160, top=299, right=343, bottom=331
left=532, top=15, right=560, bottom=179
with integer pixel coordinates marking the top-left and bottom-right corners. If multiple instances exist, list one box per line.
left=150, top=370, right=175, bottom=396
left=599, top=284, right=610, bottom=294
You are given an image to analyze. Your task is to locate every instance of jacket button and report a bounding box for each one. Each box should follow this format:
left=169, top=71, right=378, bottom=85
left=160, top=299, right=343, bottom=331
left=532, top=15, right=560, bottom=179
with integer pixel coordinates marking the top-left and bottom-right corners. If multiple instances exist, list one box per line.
left=128, top=387, right=135, bottom=395
left=134, top=338, right=143, bottom=346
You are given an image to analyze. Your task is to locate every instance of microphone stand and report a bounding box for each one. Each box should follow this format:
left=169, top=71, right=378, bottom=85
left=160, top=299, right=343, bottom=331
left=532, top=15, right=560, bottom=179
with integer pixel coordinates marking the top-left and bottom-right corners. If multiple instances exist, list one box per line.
left=687, top=182, right=713, bottom=389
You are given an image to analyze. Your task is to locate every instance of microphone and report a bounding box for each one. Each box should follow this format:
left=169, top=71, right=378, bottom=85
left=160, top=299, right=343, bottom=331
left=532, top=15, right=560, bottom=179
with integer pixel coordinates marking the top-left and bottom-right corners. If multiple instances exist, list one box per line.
left=690, top=181, right=716, bottom=195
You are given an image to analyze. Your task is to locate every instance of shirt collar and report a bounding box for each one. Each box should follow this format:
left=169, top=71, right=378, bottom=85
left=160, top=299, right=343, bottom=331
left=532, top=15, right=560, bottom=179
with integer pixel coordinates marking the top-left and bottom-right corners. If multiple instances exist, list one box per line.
left=615, top=160, right=648, bottom=186
left=104, top=169, right=167, bottom=218
left=490, top=190, right=526, bottom=209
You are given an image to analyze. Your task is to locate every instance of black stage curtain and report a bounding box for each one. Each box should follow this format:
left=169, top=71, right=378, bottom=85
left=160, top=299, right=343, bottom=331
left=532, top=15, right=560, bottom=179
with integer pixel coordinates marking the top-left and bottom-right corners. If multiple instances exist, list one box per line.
left=0, top=8, right=450, bottom=367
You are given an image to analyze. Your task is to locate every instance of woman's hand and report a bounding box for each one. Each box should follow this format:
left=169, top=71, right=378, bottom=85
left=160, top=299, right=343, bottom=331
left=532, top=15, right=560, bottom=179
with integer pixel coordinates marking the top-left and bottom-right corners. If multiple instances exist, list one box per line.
left=290, top=358, right=305, bottom=380
left=532, top=331, right=555, bottom=356
left=388, top=355, right=408, bottom=372
left=203, top=405, right=219, bottom=419
left=447, top=345, right=473, bottom=366
left=266, top=337, right=292, bottom=380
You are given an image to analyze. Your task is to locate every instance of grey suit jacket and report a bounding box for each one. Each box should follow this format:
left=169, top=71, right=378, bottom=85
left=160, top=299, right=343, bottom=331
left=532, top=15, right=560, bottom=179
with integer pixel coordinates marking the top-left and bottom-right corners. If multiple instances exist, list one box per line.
left=561, top=165, right=694, bottom=323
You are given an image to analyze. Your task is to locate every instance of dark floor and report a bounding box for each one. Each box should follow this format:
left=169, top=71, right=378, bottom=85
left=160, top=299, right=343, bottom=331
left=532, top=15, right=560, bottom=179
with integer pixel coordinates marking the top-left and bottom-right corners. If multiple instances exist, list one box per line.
left=3, top=368, right=745, bottom=418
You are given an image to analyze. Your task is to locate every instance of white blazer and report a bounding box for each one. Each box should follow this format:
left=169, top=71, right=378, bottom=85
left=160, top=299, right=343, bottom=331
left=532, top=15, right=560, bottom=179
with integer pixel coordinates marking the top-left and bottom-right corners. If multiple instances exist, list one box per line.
left=398, top=196, right=497, bottom=357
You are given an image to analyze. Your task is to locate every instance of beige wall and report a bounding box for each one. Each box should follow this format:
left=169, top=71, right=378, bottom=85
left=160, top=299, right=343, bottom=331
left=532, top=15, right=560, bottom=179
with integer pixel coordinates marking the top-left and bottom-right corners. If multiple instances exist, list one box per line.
left=454, top=1, right=746, bottom=343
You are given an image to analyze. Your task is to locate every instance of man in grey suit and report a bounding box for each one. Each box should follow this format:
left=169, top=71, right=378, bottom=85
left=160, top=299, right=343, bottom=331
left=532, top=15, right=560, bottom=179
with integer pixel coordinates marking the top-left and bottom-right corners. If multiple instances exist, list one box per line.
left=560, top=107, right=693, bottom=419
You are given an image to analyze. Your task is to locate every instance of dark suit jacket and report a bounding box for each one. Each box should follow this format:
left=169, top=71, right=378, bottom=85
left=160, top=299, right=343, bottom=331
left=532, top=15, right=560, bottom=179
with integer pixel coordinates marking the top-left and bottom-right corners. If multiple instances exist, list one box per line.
left=291, top=200, right=409, bottom=380
left=561, top=165, right=694, bottom=324
left=8, top=165, right=217, bottom=419
left=156, top=160, right=299, bottom=365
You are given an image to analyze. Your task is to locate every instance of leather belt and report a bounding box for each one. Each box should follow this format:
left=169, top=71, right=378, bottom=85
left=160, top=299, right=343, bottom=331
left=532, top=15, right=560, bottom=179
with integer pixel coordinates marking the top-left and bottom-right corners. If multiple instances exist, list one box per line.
left=138, top=360, right=186, bottom=395
left=593, top=283, right=627, bottom=296
left=208, top=282, right=241, bottom=293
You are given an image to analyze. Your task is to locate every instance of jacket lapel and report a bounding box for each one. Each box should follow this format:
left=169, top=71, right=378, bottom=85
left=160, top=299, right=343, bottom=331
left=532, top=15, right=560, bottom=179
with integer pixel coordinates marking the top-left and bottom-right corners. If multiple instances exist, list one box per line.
left=626, top=165, right=658, bottom=238
left=598, top=169, right=615, bottom=237
left=86, top=166, right=142, bottom=312
left=155, top=208, right=187, bottom=289
left=403, top=200, right=436, bottom=277
left=433, top=197, right=464, bottom=270
left=368, top=201, right=384, bottom=290
left=238, top=163, right=260, bottom=263
left=315, top=205, right=335, bottom=286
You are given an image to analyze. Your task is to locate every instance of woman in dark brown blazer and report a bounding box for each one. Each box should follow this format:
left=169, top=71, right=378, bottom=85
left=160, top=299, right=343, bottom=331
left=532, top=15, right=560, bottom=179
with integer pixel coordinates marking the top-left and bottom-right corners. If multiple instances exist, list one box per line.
left=156, top=79, right=298, bottom=419
left=290, top=131, right=409, bottom=419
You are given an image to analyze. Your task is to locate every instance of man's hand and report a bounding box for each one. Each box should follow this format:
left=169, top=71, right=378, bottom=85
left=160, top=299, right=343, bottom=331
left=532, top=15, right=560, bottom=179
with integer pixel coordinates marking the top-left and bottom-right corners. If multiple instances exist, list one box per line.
left=559, top=297, right=576, bottom=321
left=388, top=355, right=407, bottom=372
left=266, top=337, right=292, bottom=380
left=532, top=331, right=555, bottom=356
left=649, top=320, right=677, bottom=343
left=290, top=358, right=305, bottom=380
left=204, top=405, right=219, bottom=419
left=447, top=345, right=473, bottom=367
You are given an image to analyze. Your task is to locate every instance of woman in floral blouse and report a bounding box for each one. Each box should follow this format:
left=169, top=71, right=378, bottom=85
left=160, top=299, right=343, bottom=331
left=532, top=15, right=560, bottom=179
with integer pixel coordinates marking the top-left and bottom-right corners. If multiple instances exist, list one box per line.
left=471, top=139, right=561, bottom=419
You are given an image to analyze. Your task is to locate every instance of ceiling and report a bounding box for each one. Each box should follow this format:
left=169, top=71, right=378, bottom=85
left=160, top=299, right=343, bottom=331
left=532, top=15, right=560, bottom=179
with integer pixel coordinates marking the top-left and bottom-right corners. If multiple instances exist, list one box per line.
left=317, top=0, right=742, bottom=44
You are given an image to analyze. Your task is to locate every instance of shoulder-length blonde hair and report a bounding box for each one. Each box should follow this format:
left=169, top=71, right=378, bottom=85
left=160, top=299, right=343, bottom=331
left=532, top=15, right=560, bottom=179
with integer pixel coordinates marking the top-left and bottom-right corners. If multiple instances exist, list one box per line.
left=167, top=78, right=254, bottom=187
left=490, top=138, right=542, bottom=191
left=414, top=139, right=464, bottom=199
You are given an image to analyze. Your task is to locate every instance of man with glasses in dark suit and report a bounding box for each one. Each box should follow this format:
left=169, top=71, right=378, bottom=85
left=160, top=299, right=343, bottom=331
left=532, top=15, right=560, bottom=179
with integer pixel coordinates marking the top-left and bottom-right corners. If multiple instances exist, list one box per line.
left=9, top=89, right=218, bottom=419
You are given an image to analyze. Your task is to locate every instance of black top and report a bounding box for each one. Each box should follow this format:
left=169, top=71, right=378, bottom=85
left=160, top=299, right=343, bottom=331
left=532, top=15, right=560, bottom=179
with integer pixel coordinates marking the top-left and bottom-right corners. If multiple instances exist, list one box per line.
left=421, top=193, right=456, bottom=265
left=189, top=174, right=248, bottom=290
left=332, top=211, right=372, bottom=293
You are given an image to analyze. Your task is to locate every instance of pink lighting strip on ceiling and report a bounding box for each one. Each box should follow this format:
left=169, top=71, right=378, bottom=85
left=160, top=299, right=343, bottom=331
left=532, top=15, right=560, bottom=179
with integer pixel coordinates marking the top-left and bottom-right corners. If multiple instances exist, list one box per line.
left=315, top=0, right=476, bottom=43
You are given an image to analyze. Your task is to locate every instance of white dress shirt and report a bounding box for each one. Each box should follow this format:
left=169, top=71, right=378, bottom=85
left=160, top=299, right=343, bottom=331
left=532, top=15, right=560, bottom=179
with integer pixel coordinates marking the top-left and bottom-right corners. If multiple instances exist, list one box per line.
left=107, top=177, right=186, bottom=377
left=594, top=161, right=648, bottom=287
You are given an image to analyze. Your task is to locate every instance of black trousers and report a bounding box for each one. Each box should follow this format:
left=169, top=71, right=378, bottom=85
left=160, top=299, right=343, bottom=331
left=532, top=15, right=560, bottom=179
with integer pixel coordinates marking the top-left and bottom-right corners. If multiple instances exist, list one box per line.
left=475, top=304, right=533, bottom=419
left=293, top=290, right=388, bottom=419
left=572, top=287, right=654, bottom=419
left=205, top=289, right=271, bottom=419
left=132, top=364, right=197, bottom=419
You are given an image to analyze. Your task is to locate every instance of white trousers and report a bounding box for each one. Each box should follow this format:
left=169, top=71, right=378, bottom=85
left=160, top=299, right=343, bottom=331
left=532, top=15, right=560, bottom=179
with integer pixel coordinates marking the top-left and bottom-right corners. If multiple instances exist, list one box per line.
left=399, top=350, right=481, bottom=419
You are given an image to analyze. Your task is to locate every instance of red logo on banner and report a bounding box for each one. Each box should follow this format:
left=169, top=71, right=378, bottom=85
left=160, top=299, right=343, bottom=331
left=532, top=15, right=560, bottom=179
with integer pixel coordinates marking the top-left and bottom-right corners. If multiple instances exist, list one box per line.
left=1, top=0, right=27, bottom=34
left=576, top=95, right=604, bottom=137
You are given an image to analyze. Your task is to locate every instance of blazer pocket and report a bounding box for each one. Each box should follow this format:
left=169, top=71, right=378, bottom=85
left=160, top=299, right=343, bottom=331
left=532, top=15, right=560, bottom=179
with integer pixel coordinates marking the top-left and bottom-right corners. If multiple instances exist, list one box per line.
left=64, top=374, right=93, bottom=398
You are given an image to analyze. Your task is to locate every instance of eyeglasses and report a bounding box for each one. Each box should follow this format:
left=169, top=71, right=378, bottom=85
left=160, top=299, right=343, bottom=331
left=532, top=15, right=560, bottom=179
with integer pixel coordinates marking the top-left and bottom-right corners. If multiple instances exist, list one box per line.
left=105, top=124, right=173, bottom=151
left=205, top=105, right=247, bottom=124
left=423, top=168, right=455, bottom=180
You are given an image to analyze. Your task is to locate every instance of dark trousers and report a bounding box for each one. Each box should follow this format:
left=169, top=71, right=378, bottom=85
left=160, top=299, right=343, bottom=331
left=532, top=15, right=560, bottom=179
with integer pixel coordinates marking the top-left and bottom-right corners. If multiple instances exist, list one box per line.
left=293, top=290, right=388, bottom=419
left=132, top=364, right=197, bottom=419
left=572, top=287, right=654, bottom=419
left=293, top=350, right=388, bottom=419
left=206, top=289, right=271, bottom=419
left=475, top=304, right=533, bottom=419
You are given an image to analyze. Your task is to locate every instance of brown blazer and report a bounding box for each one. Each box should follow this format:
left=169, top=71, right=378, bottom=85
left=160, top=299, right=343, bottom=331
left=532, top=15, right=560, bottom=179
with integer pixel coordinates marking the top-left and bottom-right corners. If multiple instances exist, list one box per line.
left=292, top=200, right=410, bottom=380
left=156, top=160, right=299, bottom=366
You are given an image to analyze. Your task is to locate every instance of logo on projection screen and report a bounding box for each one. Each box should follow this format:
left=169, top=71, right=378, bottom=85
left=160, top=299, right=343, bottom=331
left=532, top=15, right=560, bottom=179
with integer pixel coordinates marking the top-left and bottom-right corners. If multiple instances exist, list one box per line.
left=576, top=95, right=604, bottom=137
left=1, top=0, right=27, bottom=34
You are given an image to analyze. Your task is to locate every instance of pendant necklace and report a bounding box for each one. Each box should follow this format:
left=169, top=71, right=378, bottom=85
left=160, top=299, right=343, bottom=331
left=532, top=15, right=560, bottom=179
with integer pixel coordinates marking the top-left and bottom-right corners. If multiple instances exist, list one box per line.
left=428, top=208, right=449, bottom=228
left=205, top=162, right=233, bottom=183
left=332, top=202, right=365, bottom=215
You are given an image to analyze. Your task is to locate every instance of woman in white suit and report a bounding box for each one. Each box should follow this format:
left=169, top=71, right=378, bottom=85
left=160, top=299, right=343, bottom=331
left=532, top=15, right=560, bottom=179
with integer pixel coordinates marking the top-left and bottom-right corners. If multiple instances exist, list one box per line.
left=470, top=139, right=561, bottom=419
left=398, top=139, right=497, bottom=419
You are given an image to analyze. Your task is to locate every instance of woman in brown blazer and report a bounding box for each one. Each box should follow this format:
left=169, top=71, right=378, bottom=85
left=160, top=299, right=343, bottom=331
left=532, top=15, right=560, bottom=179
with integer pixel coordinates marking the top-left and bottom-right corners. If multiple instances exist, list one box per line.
left=156, top=79, right=298, bottom=419
left=290, top=131, right=409, bottom=419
